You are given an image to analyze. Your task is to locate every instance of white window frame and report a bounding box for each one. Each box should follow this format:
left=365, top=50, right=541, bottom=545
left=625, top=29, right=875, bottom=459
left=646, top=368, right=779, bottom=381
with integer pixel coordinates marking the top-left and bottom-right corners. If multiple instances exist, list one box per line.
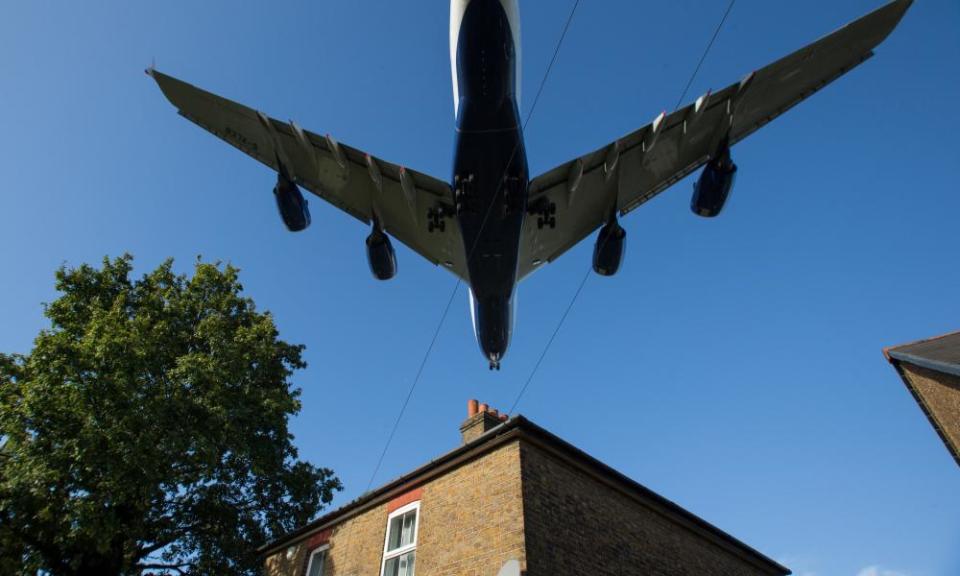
left=380, top=501, right=420, bottom=576
left=304, top=544, right=329, bottom=576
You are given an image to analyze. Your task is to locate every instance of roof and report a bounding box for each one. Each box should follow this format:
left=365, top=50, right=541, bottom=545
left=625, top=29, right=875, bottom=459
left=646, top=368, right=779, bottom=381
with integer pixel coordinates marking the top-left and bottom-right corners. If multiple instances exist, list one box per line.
left=885, top=330, right=960, bottom=467
left=259, top=415, right=790, bottom=575
left=884, top=331, right=960, bottom=377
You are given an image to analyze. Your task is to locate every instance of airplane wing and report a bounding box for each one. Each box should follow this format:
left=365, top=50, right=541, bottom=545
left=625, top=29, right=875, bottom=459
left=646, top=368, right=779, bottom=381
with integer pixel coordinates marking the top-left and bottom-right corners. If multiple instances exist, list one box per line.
left=519, top=0, right=912, bottom=280
left=149, top=70, right=468, bottom=281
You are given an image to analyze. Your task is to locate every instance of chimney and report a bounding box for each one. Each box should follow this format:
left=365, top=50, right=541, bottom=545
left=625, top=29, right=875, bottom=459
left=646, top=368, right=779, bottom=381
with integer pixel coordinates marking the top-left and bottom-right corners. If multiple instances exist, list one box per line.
left=459, top=398, right=506, bottom=444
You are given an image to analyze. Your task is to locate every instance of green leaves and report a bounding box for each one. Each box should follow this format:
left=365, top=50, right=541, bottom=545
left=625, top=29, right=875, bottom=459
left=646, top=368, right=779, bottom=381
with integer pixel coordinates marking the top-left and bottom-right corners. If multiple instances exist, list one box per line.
left=0, top=256, right=341, bottom=575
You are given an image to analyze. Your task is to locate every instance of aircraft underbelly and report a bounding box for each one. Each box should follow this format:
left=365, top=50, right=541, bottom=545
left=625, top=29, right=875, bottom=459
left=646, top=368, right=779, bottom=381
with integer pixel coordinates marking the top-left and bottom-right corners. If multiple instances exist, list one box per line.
left=451, top=0, right=527, bottom=366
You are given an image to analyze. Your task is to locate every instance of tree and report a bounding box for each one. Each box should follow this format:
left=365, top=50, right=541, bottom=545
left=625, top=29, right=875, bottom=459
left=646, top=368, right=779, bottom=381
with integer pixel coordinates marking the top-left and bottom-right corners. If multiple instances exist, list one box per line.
left=0, top=256, right=341, bottom=575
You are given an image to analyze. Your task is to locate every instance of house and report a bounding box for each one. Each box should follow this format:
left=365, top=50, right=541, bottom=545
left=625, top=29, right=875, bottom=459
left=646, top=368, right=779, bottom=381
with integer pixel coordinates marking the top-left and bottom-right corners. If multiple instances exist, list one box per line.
left=260, top=400, right=790, bottom=576
left=885, top=330, right=960, bottom=467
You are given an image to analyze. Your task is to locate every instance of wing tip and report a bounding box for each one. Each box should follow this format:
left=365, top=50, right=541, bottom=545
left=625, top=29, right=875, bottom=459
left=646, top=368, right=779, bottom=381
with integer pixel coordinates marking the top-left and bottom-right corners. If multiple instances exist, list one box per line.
left=143, top=68, right=195, bottom=111
left=145, top=57, right=158, bottom=78
left=865, top=0, right=915, bottom=44
left=884, top=0, right=915, bottom=24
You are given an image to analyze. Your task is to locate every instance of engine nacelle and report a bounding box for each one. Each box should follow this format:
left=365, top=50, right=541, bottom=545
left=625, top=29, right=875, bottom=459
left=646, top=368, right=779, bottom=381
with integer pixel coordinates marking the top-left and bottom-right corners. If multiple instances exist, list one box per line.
left=366, top=227, right=397, bottom=281
left=691, top=151, right=737, bottom=218
left=273, top=174, right=311, bottom=232
left=592, top=218, right=626, bottom=276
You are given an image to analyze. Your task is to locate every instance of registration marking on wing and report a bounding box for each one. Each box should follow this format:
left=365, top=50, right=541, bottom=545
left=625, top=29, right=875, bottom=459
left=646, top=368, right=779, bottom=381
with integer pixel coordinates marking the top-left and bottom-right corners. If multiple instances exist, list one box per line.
left=224, top=126, right=258, bottom=153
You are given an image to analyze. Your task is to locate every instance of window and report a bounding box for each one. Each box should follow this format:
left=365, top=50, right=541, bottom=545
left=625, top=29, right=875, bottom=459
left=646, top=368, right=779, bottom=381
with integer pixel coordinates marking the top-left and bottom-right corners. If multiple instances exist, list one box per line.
left=305, top=545, right=328, bottom=576
left=380, top=502, right=419, bottom=576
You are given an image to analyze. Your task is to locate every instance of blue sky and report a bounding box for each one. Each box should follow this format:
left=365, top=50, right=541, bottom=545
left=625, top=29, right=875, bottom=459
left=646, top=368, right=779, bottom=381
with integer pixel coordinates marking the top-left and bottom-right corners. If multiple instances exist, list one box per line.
left=2, top=1, right=958, bottom=574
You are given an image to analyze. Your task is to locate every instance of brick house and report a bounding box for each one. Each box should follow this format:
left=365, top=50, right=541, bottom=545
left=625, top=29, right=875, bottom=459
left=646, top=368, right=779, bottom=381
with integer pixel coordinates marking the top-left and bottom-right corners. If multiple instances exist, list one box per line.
left=885, top=330, right=960, bottom=467
left=260, top=400, right=790, bottom=576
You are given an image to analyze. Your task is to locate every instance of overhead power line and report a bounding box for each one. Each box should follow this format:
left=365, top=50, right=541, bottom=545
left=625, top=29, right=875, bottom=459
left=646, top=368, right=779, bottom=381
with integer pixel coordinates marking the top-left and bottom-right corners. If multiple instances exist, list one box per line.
left=674, top=0, right=737, bottom=111
left=509, top=0, right=737, bottom=416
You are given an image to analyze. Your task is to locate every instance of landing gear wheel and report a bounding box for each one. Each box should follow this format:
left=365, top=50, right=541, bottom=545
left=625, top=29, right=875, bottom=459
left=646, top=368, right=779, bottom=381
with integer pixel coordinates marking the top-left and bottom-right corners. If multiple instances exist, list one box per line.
left=489, top=361, right=501, bottom=371
left=533, top=200, right=558, bottom=230
left=455, top=173, right=476, bottom=216
left=536, top=216, right=557, bottom=230
left=427, top=207, right=447, bottom=233
left=502, top=176, right=525, bottom=216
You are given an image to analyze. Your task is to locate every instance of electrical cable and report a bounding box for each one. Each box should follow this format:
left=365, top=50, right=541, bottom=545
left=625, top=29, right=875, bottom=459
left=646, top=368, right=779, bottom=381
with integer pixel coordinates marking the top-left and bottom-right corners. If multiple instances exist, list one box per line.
left=674, top=0, right=737, bottom=111
left=365, top=0, right=583, bottom=491
left=508, top=0, right=737, bottom=416
left=507, top=262, right=591, bottom=416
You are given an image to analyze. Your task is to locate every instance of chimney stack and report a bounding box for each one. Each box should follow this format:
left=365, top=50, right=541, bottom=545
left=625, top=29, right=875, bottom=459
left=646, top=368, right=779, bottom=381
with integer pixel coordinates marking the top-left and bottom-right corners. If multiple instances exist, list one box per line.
left=459, top=398, right=507, bottom=444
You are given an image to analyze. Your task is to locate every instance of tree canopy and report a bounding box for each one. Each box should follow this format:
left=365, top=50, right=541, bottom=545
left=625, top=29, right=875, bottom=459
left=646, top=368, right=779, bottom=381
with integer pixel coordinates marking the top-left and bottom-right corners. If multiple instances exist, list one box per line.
left=0, top=256, right=341, bottom=575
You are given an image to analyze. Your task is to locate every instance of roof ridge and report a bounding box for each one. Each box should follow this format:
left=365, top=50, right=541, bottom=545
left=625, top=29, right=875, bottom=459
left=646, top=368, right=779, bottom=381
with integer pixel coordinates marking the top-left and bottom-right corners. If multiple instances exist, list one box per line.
left=883, top=329, right=960, bottom=361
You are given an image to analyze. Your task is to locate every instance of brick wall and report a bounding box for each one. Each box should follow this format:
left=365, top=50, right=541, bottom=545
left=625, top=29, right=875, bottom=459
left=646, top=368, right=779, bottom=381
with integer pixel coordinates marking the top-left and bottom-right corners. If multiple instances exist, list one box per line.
left=417, top=440, right=525, bottom=575
left=265, top=422, right=786, bottom=575
left=900, top=363, right=960, bottom=463
left=264, top=440, right=526, bottom=576
left=460, top=410, right=505, bottom=444
left=264, top=502, right=387, bottom=576
left=519, top=440, right=784, bottom=576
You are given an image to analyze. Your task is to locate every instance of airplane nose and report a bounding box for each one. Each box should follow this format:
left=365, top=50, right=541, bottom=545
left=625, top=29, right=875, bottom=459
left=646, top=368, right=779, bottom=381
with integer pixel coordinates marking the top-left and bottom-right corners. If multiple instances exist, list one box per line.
left=481, top=321, right=508, bottom=371
left=470, top=291, right=513, bottom=370
left=476, top=303, right=510, bottom=369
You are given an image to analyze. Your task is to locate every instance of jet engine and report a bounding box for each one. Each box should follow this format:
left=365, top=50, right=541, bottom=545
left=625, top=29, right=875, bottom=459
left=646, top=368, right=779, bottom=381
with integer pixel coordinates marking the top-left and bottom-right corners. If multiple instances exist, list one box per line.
left=273, top=174, right=311, bottom=231
left=592, top=217, right=626, bottom=276
left=366, top=225, right=397, bottom=281
left=691, top=144, right=738, bottom=218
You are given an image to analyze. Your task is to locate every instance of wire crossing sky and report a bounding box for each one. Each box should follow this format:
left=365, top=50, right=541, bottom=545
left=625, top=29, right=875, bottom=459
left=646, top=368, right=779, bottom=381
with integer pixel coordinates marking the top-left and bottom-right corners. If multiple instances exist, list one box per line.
left=508, top=0, right=738, bottom=420
left=1, top=2, right=958, bottom=575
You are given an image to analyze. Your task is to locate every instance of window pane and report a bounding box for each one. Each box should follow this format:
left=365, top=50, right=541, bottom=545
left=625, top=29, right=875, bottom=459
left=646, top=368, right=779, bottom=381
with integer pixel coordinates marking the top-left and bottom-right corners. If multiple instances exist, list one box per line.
left=307, top=550, right=325, bottom=576
left=384, top=551, right=415, bottom=576
left=404, top=551, right=416, bottom=576
left=400, top=510, right=416, bottom=547
left=387, top=515, right=403, bottom=550
left=387, top=509, right=417, bottom=551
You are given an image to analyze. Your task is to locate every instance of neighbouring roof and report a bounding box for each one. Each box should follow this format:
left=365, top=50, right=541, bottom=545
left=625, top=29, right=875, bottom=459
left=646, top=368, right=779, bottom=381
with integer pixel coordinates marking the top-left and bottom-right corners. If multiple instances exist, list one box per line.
left=259, top=415, right=789, bottom=575
left=885, top=330, right=960, bottom=467
left=885, top=331, right=960, bottom=377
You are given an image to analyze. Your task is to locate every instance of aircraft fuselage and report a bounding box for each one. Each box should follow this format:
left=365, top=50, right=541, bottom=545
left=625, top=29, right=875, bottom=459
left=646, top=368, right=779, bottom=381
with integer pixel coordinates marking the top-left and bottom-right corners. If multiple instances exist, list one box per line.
left=451, top=0, right=527, bottom=369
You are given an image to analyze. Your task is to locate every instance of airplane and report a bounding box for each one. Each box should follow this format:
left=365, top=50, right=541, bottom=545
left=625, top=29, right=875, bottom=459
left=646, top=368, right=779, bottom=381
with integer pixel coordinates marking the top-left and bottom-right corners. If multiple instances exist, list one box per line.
left=149, top=0, right=913, bottom=370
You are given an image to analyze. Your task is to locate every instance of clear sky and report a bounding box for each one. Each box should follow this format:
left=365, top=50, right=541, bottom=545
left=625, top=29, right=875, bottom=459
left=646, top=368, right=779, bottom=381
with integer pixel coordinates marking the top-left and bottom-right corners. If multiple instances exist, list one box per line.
left=2, top=1, right=958, bottom=574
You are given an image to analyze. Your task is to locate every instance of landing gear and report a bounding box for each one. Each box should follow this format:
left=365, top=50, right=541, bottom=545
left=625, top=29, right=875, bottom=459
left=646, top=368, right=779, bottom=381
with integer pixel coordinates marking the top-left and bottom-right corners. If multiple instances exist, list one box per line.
left=454, top=173, right=477, bottom=215
left=502, top=176, right=526, bottom=217
left=537, top=211, right=557, bottom=230
left=489, top=360, right=501, bottom=371
left=427, top=206, right=448, bottom=233
left=529, top=199, right=557, bottom=230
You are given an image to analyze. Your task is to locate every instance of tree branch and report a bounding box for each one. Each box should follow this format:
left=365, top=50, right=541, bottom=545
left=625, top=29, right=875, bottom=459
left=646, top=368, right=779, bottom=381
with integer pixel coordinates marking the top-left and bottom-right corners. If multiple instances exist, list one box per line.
left=136, top=561, right=191, bottom=575
left=134, top=536, right=177, bottom=560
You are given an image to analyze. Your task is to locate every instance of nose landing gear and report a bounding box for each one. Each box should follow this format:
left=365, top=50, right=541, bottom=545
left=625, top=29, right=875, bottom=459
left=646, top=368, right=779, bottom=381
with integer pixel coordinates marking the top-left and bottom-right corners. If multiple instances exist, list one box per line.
left=489, top=360, right=501, bottom=371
